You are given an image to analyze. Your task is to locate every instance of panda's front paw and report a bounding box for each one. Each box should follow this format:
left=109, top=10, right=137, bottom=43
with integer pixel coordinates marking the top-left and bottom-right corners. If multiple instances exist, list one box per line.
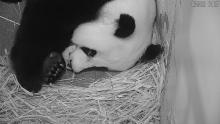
left=42, top=52, right=66, bottom=84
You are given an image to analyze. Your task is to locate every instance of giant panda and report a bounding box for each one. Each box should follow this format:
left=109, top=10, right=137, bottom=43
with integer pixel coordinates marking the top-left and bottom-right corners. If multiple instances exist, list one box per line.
left=0, top=0, right=163, bottom=93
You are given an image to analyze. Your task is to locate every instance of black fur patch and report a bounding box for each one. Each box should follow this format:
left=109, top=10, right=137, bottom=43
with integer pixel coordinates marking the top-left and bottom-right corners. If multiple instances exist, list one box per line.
left=139, top=44, right=164, bottom=63
left=114, top=14, right=136, bottom=38
left=81, top=47, right=97, bottom=58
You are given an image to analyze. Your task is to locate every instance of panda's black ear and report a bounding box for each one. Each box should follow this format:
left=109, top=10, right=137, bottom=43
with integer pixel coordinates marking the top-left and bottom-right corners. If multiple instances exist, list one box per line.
left=114, top=14, right=136, bottom=38
left=0, top=0, right=22, bottom=3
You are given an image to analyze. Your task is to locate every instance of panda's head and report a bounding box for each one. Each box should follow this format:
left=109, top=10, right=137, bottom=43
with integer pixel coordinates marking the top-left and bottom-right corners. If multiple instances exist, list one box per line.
left=63, top=0, right=158, bottom=72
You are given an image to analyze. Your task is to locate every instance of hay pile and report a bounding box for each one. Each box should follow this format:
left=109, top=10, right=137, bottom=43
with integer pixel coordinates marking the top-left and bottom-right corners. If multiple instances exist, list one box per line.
left=0, top=52, right=165, bottom=124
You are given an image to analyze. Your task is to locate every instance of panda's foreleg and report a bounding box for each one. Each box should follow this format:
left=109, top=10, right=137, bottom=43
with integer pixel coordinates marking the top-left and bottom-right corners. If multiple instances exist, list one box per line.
left=10, top=42, right=67, bottom=93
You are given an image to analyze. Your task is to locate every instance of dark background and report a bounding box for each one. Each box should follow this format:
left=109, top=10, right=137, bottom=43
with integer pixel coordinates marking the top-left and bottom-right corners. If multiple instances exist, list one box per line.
left=0, top=1, right=24, bottom=55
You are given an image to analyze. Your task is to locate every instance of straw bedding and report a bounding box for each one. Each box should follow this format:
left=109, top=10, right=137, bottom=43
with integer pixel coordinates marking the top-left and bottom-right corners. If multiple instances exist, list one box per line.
left=0, top=51, right=166, bottom=124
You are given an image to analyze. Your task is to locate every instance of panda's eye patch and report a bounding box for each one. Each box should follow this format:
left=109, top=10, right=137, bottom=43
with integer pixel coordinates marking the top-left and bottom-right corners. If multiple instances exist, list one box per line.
left=81, top=47, right=97, bottom=57
left=114, top=14, right=136, bottom=38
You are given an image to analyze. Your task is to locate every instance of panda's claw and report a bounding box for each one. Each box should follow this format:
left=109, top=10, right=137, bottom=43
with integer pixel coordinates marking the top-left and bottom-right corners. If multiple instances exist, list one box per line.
left=42, top=52, right=66, bottom=84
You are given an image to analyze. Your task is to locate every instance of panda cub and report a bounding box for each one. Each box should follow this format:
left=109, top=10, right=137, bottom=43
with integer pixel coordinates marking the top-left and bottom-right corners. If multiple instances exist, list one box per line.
left=1, top=0, right=163, bottom=93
